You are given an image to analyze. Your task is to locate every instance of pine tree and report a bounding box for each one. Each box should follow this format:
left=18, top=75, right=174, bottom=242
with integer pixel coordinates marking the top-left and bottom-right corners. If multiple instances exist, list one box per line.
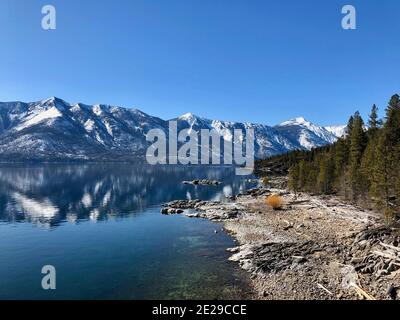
left=332, top=138, right=348, bottom=196
left=360, top=105, right=383, bottom=195
left=370, top=95, right=400, bottom=220
left=360, top=136, right=376, bottom=196
left=282, top=93, right=399, bottom=221
left=346, top=115, right=355, bottom=137
left=368, top=104, right=382, bottom=130
left=298, top=160, right=306, bottom=190
left=288, top=164, right=300, bottom=195
left=317, top=155, right=335, bottom=194
left=347, top=112, right=367, bottom=200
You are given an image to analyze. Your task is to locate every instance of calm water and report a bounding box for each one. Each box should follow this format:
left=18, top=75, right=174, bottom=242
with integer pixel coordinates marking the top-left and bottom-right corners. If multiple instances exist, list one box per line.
left=0, top=164, right=256, bottom=299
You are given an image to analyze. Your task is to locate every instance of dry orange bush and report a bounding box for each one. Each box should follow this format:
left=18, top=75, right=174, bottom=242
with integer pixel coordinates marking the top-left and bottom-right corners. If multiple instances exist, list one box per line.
left=266, top=194, right=283, bottom=210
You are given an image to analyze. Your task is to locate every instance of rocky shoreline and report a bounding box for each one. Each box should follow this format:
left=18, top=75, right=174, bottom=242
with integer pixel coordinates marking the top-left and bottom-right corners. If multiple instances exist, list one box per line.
left=162, top=176, right=400, bottom=300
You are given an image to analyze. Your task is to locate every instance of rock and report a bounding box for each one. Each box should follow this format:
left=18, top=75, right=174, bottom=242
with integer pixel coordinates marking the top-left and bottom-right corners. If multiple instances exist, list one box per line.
left=229, top=245, right=254, bottom=262
left=163, top=199, right=201, bottom=210
left=240, top=259, right=254, bottom=271
left=244, top=187, right=270, bottom=197
left=161, top=208, right=184, bottom=214
left=182, top=179, right=221, bottom=186
left=185, top=213, right=201, bottom=218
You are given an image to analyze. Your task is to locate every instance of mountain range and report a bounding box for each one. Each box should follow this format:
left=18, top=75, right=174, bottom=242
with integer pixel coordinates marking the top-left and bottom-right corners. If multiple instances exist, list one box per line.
left=0, top=97, right=346, bottom=161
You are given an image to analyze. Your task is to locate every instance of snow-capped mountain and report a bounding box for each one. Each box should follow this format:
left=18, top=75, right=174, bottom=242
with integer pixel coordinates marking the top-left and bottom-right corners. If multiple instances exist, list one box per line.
left=0, top=97, right=166, bottom=161
left=0, top=97, right=345, bottom=161
left=324, top=125, right=347, bottom=138
left=173, top=113, right=301, bottom=159
left=275, top=117, right=340, bottom=150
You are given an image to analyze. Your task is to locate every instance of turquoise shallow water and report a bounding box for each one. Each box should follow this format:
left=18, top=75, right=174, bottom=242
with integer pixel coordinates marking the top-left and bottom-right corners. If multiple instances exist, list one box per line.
left=0, top=164, right=256, bottom=299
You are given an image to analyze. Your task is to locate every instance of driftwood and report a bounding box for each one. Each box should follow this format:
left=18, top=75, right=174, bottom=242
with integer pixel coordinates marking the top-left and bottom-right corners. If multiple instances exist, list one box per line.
left=372, top=250, right=400, bottom=262
left=253, top=241, right=329, bottom=273
left=317, top=283, right=333, bottom=296
left=340, top=264, right=377, bottom=300
left=288, top=200, right=311, bottom=205
left=352, top=284, right=377, bottom=300
left=379, top=242, right=400, bottom=252
left=354, top=226, right=392, bottom=243
left=350, top=227, right=400, bottom=279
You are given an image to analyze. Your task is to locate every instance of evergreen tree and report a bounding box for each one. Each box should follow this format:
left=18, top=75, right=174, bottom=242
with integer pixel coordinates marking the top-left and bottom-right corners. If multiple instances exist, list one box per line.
left=346, top=115, right=354, bottom=137
left=347, top=112, right=367, bottom=199
left=283, top=93, right=399, bottom=222
left=288, top=164, right=300, bottom=195
left=317, top=155, right=335, bottom=194
left=298, top=160, right=306, bottom=190
left=333, top=138, right=349, bottom=196
left=368, top=104, right=382, bottom=130
left=371, top=94, right=400, bottom=218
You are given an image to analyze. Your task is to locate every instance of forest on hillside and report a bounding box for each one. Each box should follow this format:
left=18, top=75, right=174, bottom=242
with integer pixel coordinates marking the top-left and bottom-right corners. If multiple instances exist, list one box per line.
left=272, top=94, right=400, bottom=223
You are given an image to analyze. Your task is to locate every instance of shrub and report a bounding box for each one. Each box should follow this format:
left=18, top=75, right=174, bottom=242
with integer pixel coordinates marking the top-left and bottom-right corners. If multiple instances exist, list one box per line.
left=266, top=194, right=283, bottom=210
left=262, top=177, right=269, bottom=186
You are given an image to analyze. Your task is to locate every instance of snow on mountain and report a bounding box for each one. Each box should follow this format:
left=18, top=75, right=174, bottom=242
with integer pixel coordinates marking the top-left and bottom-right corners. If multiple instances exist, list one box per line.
left=324, top=125, right=347, bottom=138
left=0, top=97, right=167, bottom=161
left=15, top=106, right=62, bottom=132
left=0, top=97, right=345, bottom=161
left=279, top=117, right=309, bottom=127
left=173, top=113, right=343, bottom=158
left=275, top=117, right=340, bottom=150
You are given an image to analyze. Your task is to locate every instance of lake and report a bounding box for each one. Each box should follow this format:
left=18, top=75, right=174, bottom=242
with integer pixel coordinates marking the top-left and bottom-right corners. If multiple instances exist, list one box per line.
left=0, top=164, right=256, bottom=299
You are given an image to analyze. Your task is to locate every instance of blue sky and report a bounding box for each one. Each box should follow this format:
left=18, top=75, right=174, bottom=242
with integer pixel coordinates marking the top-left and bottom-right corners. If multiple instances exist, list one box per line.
left=0, top=0, right=399, bottom=126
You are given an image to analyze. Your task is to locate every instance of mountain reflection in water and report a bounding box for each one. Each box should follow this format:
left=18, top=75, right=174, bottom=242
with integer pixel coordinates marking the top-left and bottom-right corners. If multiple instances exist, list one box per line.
left=0, top=164, right=257, bottom=228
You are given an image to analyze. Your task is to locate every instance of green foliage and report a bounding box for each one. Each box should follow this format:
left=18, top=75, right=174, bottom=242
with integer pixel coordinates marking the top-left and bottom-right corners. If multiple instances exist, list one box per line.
left=288, top=164, right=300, bottom=193
left=347, top=111, right=367, bottom=199
left=368, top=104, right=382, bottom=131
left=317, top=155, right=335, bottom=194
left=370, top=94, right=400, bottom=210
left=282, top=95, right=400, bottom=221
